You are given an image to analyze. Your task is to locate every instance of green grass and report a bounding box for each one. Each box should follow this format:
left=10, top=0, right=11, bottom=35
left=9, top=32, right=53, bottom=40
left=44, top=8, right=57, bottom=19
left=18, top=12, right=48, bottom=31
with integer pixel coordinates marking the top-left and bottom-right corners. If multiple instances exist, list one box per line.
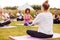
left=0, top=21, right=60, bottom=40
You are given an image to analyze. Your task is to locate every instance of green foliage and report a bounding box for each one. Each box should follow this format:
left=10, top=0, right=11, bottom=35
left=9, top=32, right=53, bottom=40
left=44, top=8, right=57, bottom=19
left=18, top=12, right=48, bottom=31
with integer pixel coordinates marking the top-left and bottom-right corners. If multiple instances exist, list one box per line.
left=50, top=10, right=60, bottom=15
left=50, top=8, right=60, bottom=10
left=30, top=10, right=35, bottom=17
left=31, top=5, right=41, bottom=10
left=3, top=6, right=60, bottom=16
left=11, top=10, right=17, bottom=16
left=4, top=6, right=18, bottom=10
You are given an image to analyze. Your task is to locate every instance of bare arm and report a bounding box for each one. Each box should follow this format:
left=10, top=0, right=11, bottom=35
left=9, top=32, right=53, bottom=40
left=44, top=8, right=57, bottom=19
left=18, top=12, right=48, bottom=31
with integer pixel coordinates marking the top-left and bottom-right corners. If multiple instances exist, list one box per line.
left=2, top=15, right=8, bottom=21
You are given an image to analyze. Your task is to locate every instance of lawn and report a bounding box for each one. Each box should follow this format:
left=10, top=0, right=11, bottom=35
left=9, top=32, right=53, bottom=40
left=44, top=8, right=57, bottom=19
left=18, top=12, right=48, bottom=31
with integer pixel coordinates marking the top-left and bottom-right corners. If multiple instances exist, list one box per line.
left=0, top=21, right=60, bottom=40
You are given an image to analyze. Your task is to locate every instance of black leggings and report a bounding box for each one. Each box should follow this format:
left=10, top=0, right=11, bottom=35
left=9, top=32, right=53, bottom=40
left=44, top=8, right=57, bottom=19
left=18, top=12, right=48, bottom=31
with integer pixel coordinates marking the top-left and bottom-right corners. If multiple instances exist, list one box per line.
left=0, top=20, right=11, bottom=27
left=53, top=19, right=60, bottom=24
left=24, top=22, right=32, bottom=26
left=17, top=18, right=24, bottom=21
left=27, top=30, right=53, bottom=38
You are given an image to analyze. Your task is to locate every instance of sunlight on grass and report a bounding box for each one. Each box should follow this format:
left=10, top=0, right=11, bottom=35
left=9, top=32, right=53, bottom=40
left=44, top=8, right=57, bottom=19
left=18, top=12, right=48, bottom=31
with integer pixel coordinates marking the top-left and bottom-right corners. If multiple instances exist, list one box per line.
left=0, top=22, right=60, bottom=40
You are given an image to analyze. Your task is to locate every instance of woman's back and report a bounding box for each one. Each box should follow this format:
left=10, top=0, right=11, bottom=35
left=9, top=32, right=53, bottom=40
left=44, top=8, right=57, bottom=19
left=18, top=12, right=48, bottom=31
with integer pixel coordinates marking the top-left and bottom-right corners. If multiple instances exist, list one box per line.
left=37, top=12, right=53, bottom=35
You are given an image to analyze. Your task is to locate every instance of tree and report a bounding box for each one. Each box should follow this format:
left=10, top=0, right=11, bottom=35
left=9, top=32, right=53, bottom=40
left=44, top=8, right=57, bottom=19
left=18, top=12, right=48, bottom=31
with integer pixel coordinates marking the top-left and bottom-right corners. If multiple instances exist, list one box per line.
left=31, top=5, right=41, bottom=10
left=4, top=6, right=18, bottom=10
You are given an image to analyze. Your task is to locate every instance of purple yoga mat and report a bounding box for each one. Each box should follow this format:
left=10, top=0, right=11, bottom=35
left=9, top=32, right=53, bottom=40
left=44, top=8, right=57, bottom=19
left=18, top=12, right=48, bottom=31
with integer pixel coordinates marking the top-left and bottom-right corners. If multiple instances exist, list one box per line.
left=9, top=33, right=60, bottom=40
left=9, top=36, right=46, bottom=40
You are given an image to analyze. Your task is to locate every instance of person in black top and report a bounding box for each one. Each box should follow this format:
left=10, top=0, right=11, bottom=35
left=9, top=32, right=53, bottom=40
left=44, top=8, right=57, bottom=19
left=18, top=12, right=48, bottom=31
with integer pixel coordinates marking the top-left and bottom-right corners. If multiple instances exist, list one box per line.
left=53, top=9, right=60, bottom=24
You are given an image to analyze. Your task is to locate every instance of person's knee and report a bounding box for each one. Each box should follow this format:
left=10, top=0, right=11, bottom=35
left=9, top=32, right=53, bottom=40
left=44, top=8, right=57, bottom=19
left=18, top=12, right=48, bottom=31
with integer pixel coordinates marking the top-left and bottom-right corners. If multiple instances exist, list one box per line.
left=6, top=20, right=11, bottom=24
left=27, top=30, right=30, bottom=33
left=24, top=23, right=28, bottom=26
left=0, top=23, right=4, bottom=27
left=4, top=20, right=11, bottom=25
left=8, top=21, right=11, bottom=23
left=26, top=30, right=32, bottom=34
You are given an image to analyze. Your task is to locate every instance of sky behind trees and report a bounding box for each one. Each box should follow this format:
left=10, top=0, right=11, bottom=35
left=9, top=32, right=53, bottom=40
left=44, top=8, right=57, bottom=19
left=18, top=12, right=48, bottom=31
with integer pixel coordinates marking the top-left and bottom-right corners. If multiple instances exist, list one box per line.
left=0, top=0, right=60, bottom=8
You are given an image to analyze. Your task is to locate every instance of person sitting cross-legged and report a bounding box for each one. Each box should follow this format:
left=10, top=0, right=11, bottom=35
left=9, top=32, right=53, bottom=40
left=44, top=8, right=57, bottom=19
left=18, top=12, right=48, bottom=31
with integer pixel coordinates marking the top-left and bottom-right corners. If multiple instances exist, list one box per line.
left=0, top=9, right=11, bottom=27
left=16, top=10, right=24, bottom=21
left=53, top=9, right=60, bottom=24
left=26, top=1, right=53, bottom=38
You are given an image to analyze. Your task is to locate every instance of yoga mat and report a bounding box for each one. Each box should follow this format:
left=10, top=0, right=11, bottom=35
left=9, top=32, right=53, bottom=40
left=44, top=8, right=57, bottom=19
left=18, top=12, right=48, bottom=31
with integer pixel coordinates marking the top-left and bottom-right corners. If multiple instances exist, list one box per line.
left=0, top=26, right=16, bottom=28
left=9, top=33, right=60, bottom=40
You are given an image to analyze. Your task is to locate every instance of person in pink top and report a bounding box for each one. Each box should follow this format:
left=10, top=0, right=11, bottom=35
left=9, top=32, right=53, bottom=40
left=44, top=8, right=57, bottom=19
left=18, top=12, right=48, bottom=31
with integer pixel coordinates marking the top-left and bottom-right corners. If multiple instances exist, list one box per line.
left=24, top=8, right=33, bottom=26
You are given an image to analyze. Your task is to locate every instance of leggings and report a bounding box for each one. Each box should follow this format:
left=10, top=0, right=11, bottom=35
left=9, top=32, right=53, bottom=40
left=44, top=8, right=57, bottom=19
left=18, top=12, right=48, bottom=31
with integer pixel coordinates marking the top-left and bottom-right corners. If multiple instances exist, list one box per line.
left=0, top=20, right=11, bottom=27
left=27, top=30, right=53, bottom=38
left=53, top=19, right=60, bottom=24
left=17, top=18, right=24, bottom=21
left=24, top=22, right=32, bottom=26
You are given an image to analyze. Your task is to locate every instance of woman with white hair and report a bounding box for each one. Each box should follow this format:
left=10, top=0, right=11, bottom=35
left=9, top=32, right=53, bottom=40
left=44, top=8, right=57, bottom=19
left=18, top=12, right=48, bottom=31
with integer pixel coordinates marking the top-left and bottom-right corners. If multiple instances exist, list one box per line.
left=0, top=9, right=11, bottom=27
